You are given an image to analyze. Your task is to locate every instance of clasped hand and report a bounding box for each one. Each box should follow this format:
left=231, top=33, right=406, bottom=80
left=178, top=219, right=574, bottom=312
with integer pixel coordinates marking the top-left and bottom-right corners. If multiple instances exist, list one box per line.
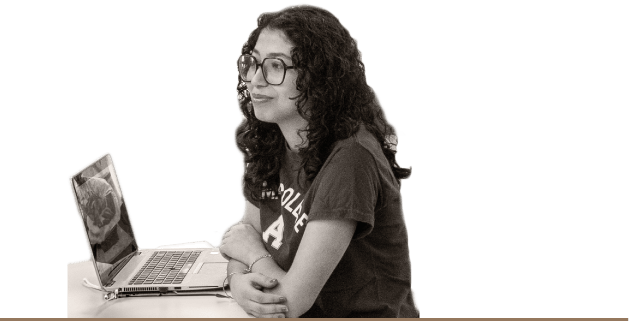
left=220, top=222, right=268, bottom=265
left=220, top=223, right=287, bottom=318
left=229, top=272, right=288, bottom=318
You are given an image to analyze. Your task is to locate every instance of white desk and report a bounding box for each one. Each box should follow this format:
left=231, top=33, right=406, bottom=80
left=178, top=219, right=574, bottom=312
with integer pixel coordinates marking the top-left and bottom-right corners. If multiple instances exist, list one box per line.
left=68, top=260, right=250, bottom=317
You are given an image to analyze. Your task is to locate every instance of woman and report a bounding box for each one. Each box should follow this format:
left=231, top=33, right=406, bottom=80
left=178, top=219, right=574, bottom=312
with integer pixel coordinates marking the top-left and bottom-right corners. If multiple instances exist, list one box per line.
left=220, top=5, right=418, bottom=318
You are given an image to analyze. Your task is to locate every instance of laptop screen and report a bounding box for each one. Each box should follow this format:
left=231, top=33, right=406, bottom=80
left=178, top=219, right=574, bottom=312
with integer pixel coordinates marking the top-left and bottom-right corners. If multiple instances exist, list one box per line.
left=72, top=154, right=138, bottom=287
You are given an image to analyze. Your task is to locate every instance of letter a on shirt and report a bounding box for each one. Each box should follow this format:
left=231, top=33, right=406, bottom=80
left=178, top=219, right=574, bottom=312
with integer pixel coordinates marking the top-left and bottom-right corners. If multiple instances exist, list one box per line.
left=262, top=215, right=284, bottom=250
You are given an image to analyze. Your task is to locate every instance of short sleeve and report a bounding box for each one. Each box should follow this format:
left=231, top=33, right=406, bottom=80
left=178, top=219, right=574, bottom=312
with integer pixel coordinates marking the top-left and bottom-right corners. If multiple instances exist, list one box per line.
left=307, top=143, right=380, bottom=239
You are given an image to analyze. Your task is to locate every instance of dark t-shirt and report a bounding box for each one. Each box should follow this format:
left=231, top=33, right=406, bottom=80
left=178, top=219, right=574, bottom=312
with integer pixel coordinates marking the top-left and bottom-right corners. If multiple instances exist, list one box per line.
left=246, top=126, right=419, bottom=317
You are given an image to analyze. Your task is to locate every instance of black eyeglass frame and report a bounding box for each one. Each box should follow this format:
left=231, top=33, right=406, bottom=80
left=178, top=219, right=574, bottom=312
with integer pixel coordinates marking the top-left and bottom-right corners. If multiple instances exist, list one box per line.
left=238, top=54, right=295, bottom=86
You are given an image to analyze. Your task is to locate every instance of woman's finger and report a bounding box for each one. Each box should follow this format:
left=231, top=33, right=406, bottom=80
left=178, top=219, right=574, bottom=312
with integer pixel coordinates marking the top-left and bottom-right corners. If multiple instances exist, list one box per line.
left=247, top=301, right=288, bottom=317
left=248, top=311, right=285, bottom=319
left=250, top=290, right=286, bottom=304
left=248, top=273, right=281, bottom=291
left=259, top=312, right=286, bottom=318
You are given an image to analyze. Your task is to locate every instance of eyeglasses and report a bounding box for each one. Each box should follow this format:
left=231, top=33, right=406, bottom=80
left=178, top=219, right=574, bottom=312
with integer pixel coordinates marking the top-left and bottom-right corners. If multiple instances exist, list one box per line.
left=237, top=54, right=295, bottom=86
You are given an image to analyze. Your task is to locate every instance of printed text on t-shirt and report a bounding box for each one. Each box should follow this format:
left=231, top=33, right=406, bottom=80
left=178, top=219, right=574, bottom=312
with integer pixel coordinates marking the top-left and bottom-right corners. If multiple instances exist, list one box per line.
left=262, top=182, right=309, bottom=250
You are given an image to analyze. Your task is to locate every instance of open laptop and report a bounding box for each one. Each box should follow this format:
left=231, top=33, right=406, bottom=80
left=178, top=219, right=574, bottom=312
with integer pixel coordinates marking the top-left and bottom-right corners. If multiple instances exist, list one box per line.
left=71, top=154, right=227, bottom=298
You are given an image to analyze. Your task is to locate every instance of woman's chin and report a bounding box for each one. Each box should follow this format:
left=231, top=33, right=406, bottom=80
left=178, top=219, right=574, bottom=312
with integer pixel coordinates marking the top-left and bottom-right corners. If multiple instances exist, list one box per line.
left=253, top=108, right=276, bottom=123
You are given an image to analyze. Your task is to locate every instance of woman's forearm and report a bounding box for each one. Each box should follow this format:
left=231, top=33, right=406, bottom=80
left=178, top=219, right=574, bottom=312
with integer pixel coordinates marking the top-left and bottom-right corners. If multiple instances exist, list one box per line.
left=252, top=253, right=325, bottom=317
left=251, top=219, right=356, bottom=317
left=249, top=255, right=287, bottom=282
left=226, top=259, right=248, bottom=283
left=221, top=223, right=270, bottom=266
left=250, top=258, right=307, bottom=316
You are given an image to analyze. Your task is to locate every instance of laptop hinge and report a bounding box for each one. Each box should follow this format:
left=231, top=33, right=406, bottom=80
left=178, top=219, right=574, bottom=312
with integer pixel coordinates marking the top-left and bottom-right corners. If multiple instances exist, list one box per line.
left=106, top=251, right=139, bottom=285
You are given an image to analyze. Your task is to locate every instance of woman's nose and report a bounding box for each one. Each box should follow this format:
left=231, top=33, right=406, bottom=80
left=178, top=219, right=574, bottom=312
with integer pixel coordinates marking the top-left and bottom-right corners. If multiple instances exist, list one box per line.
left=251, top=65, right=268, bottom=87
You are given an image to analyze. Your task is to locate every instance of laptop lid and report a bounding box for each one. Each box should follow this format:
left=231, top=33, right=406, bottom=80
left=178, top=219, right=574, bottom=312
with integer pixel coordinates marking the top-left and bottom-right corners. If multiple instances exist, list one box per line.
left=71, top=154, right=139, bottom=288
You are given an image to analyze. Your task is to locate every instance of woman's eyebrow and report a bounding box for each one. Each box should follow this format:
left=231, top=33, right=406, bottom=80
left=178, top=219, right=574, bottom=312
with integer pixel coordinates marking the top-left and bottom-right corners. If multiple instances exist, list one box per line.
left=252, top=49, right=291, bottom=61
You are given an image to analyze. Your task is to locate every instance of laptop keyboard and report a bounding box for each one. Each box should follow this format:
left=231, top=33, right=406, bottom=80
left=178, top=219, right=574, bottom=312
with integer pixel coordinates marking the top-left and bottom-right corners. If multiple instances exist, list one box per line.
left=129, top=250, right=202, bottom=285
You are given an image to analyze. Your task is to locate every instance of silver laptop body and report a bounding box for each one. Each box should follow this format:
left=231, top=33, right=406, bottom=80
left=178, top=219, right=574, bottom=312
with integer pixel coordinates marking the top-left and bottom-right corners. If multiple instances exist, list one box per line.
left=71, top=154, right=227, bottom=297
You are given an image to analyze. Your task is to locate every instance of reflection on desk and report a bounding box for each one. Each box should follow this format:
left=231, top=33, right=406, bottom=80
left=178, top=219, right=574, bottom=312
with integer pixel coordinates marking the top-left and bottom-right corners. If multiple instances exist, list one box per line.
left=68, top=260, right=250, bottom=318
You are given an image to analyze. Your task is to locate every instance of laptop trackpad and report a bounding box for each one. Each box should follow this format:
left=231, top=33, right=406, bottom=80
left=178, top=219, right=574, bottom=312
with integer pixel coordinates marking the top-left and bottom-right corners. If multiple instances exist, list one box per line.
left=196, top=262, right=227, bottom=275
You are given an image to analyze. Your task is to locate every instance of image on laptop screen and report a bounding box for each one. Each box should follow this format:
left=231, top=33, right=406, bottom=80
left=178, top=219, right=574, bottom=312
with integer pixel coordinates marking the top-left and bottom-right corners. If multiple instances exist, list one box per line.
left=72, top=154, right=138, bottom=286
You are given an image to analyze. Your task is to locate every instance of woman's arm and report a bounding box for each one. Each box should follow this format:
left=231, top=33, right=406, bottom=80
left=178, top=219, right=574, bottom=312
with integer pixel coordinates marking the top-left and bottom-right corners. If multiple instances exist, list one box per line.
left=222, top=200, right=271, bottom=265
left=226, top=259, right=287, bottom=318
left=223, top=201, right=264, bottom=276
left=235, top=218, right=357, bottom=318
left=222, top=201, right=288, bottom=318
left=222, top=202, right=357, bottom=317
left=241, top=200, right=262, bottom=232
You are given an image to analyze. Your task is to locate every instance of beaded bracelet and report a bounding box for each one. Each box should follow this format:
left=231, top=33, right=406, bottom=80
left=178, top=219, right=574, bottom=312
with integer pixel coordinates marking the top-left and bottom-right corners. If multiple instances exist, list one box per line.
left=245, top=254, right=273, bottom=273
left=222, top=271, right=246, bottom=299
left=223, top=254, right=272, bottom=299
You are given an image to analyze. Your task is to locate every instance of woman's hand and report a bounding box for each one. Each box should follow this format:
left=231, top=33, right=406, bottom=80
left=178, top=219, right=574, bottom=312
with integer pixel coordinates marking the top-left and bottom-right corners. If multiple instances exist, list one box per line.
left=220, top=223, right=268, bottom=265
left=230, top=272, right=288, bottom=318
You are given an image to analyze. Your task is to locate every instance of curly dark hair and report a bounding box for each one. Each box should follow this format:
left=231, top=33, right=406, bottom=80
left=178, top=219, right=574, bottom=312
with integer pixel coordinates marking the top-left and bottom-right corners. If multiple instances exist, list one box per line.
left=236, top=5, right=411, bottom=202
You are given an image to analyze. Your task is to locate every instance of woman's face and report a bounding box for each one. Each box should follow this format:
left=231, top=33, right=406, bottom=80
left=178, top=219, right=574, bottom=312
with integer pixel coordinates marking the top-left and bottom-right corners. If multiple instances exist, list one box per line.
left=246, top=28, right=305, bottom=126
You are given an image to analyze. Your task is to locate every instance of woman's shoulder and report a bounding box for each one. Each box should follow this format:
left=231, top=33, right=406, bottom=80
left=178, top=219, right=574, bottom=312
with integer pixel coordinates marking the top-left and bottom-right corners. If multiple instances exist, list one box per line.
left=323, top=124, right=399, bottom=187
left=329, top=125, right=384, bottom=162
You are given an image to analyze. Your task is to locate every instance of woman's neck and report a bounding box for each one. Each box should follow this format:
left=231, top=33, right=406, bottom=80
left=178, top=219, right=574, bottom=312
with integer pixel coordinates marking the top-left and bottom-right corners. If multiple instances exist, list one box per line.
left=277, top=118, right=309, bottom=152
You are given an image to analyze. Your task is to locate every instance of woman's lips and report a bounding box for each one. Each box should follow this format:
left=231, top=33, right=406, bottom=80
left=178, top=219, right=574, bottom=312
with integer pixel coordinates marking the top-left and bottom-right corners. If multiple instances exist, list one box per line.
left=251, top=93, right=272, bottom=103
